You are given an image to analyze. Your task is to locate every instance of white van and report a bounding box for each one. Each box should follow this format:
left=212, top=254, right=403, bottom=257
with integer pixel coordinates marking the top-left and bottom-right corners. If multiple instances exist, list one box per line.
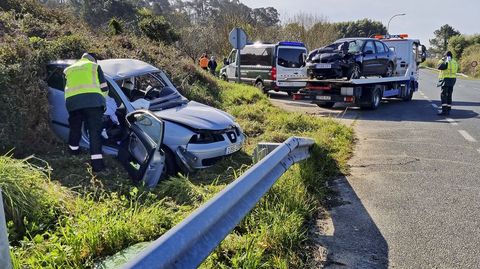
left=220, top=41, right=308, bottom=95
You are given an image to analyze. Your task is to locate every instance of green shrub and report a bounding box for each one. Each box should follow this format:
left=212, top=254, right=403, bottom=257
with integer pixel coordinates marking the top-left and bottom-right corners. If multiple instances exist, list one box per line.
left=460, top=44, right=480, bottom=77
left=420, top=58, right=437, bottom=69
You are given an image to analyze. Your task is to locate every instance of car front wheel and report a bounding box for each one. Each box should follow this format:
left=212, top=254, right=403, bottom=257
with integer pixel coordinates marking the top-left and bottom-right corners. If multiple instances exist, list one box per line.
left=347, top=63, right=361, bottom=79
left=161, top=146, right=179, bottom=179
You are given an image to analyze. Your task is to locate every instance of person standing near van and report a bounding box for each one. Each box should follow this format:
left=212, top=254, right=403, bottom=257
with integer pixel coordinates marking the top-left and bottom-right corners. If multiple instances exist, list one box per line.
left=208, top=56, right=217, bottom=75
left=64, top=53, right=109, bottom=172
left=199, top=53, right=209, bottom=71
left=437, top=51, right=458, bottom=116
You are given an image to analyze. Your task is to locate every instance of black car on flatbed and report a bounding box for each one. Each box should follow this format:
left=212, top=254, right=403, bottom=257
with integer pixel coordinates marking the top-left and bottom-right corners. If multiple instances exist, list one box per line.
left=307, top=38, right=397, bottom=80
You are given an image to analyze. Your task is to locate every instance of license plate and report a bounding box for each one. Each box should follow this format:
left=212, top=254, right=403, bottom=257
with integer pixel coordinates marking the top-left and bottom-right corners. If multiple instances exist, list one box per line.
left=316, top=63, right=332, bottom=69
left=277, top=82, right=306, bottom=87
left=226, top=143, right=242, bottom=154
left=316, top=95, right=331, bottom=100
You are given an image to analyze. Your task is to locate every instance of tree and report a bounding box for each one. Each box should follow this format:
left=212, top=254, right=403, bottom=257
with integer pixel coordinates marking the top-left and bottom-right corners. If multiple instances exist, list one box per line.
left=429, top=24, right=460, bottom=55
left=138, top=9, right=179, bottom=44
left=334, top=19, right=386, bottom=38
left=69, top=0, right=137, bottom=27
left=447, top=35, right=469, bottom=59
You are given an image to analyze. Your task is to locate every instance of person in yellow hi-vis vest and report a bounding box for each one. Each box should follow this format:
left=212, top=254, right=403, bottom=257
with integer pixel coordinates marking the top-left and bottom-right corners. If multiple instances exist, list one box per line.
left=64, top=53, right=109, bottom=172
left=437, top=51, right=459, bottom=116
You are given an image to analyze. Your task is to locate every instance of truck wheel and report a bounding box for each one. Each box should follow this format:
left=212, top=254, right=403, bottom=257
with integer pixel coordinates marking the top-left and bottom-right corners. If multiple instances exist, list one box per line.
left=347, top=63, right=361, bottom=79
left=361, top=87, right=381, bottom=110
left=317, top=102, right=335, bottom=108
left=402, top=88, right=414, bottom=101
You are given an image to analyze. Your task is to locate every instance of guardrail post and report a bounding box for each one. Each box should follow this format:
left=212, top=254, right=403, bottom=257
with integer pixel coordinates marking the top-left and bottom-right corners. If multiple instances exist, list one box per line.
left=252, top=142, right=280, bottom=163
left=0, top=189, right=13, bottom=269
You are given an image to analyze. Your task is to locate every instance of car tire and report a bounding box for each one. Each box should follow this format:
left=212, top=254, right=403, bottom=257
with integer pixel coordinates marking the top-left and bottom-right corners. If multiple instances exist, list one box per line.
left=317, top=102, right=335, bottom=108
left=161, top=146, right=179, bottom=179
left=255, top=80, right=267, bottom=94
left=347, top=63, right=361, bottom=79
left=221, top=74, right=227, bottom=81
left=383, top=62, right=394, bottom=77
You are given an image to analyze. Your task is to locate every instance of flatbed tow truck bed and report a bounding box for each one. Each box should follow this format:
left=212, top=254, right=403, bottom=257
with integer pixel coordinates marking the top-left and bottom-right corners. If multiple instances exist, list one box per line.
left=289, top=75, right=417, bottom=110
left=289, top=35, right=426, bottom=110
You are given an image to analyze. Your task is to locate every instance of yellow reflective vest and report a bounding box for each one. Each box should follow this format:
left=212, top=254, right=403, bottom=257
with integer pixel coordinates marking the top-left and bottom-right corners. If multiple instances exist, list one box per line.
left=438, top=59, right=459, bottom=79
left=64, top=58, right=106, bottom=99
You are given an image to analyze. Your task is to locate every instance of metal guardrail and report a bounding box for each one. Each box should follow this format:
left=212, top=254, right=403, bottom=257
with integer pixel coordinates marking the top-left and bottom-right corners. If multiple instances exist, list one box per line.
left=122, top=136, right=315, bottom=269
left=0, top=189, right=13, bottom=269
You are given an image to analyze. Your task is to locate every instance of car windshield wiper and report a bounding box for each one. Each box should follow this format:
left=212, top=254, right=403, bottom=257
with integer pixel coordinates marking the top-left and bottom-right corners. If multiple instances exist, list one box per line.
left=149, top=98, right=188, bottom=111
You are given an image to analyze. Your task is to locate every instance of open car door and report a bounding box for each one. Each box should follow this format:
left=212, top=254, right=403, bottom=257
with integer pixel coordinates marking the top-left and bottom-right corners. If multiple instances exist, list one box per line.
left=118, top=110, right=165, bottom=188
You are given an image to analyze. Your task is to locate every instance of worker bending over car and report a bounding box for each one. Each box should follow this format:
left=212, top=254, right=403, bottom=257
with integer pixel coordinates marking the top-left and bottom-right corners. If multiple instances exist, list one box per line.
left=63, top=53, right=108, bottom=172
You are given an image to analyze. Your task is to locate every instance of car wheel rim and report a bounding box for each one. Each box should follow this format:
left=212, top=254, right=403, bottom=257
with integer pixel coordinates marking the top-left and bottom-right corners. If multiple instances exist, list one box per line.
left=352, top=66, right=360, bottom=79
left=386, top=64, right=393, bottom=76
left=374, top=93, right=380, bottom=106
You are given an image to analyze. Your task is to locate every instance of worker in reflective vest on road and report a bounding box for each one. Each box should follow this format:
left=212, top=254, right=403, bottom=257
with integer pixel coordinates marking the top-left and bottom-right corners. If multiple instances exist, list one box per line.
left=64, top=53, right=109, bottom=172
left=437, top=51, right=459, bottom=116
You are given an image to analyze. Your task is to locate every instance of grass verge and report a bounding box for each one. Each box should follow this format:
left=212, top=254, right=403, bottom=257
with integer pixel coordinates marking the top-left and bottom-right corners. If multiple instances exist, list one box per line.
left=6, top=78, right=353, bottom=268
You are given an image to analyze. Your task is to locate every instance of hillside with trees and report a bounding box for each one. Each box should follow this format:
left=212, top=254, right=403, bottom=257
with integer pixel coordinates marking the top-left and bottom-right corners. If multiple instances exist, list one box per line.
left=0, top=1, right=355, bottom=268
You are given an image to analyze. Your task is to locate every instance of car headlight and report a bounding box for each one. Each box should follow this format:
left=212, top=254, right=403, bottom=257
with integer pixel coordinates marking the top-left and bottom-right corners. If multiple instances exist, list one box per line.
left=234, top=123, right=243, bottom=135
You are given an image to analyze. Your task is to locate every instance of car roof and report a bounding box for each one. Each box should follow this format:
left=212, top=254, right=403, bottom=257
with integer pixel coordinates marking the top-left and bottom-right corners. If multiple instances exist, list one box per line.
left=335, top=37, right=380, bottom=43
left=99, top=59, right=159, bottom=80
left=47, top=58, right=160, bottom=80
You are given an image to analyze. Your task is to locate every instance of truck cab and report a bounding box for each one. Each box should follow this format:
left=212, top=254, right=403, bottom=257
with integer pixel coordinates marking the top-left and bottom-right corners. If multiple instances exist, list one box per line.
left=380, top=34, right=427, bottom=79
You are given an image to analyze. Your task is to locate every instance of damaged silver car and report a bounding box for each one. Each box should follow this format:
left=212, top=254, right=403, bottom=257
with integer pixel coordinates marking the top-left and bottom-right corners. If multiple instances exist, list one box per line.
left=46, top=59, right=245, bottom=181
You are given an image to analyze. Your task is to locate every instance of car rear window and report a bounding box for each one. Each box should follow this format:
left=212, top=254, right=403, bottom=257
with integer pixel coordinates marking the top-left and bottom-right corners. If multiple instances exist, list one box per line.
left=277, top=48, right=306, bottom=68
left=240, top=47, right=273, bottom=66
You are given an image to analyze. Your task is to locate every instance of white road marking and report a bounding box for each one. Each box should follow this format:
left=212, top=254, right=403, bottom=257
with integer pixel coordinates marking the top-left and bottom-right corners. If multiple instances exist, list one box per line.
left=445, top=118, right=458, bottom=126
left=477, top=148, right=480, bottom=154
left=431, top=104, right=438, bottom=109
left=458, top=130, right=477, bottom=142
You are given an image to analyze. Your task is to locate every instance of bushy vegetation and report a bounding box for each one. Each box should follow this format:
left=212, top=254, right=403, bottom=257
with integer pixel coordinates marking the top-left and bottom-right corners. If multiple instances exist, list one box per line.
left=1, top=1, right=354, bottom=268
left=427, top=24, right=480, bottom=78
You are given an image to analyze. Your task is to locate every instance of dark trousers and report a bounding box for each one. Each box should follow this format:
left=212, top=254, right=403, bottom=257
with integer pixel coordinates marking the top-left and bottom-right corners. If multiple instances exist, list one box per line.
left=68, top=107, right=104, bottom=156
left=441, top=85, right=454, bottom=112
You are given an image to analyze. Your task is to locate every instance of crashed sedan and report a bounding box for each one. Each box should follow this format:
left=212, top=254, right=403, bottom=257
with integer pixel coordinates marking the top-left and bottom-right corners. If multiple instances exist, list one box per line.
left=46, top=59, right=245, bottom=180
left=306, top=38, right=397, bottom=80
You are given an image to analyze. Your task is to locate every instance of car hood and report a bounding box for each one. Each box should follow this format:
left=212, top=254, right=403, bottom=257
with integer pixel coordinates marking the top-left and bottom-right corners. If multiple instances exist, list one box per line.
left=153, top=101, right=236, bottom=130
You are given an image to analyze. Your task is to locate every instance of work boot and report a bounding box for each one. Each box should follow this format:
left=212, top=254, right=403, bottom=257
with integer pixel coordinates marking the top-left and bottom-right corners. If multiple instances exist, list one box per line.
left=68, top=148, right=81, bottom=155
left=437, top=110, right=447, bottom=116
left=91, top=159, right=106, bottom=172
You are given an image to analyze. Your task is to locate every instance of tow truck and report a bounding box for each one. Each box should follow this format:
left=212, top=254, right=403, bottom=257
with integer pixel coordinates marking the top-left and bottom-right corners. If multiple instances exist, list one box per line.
left=292, top=35, right=427, bottom=109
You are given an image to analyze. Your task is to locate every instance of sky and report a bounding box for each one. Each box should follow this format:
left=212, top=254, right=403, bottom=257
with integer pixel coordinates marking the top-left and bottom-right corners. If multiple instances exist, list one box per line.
left=240, top=0, right=479, bottom=47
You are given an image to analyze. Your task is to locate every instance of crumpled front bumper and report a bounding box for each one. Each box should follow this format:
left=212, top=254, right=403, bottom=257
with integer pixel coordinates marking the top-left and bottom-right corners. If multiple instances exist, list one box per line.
left=175, top=132, right=246, bottom=171
left=307, top=61, right=347, bottom=79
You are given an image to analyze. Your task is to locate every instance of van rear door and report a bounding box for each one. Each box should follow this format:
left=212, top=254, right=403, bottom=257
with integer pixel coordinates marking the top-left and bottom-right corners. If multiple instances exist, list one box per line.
left=276, top=46, right=308, bottom=89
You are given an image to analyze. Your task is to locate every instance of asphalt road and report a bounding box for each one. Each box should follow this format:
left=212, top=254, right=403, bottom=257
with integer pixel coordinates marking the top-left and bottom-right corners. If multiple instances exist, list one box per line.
left=270, top=70, right=480, bottom=268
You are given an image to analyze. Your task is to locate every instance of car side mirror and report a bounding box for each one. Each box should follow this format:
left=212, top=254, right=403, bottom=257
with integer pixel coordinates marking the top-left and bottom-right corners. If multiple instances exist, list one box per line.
left=364, top=50, right=374, bottom=55
left=302, top=53, right=307, bottom=67
left=421, top=45, right=427, bottom=63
